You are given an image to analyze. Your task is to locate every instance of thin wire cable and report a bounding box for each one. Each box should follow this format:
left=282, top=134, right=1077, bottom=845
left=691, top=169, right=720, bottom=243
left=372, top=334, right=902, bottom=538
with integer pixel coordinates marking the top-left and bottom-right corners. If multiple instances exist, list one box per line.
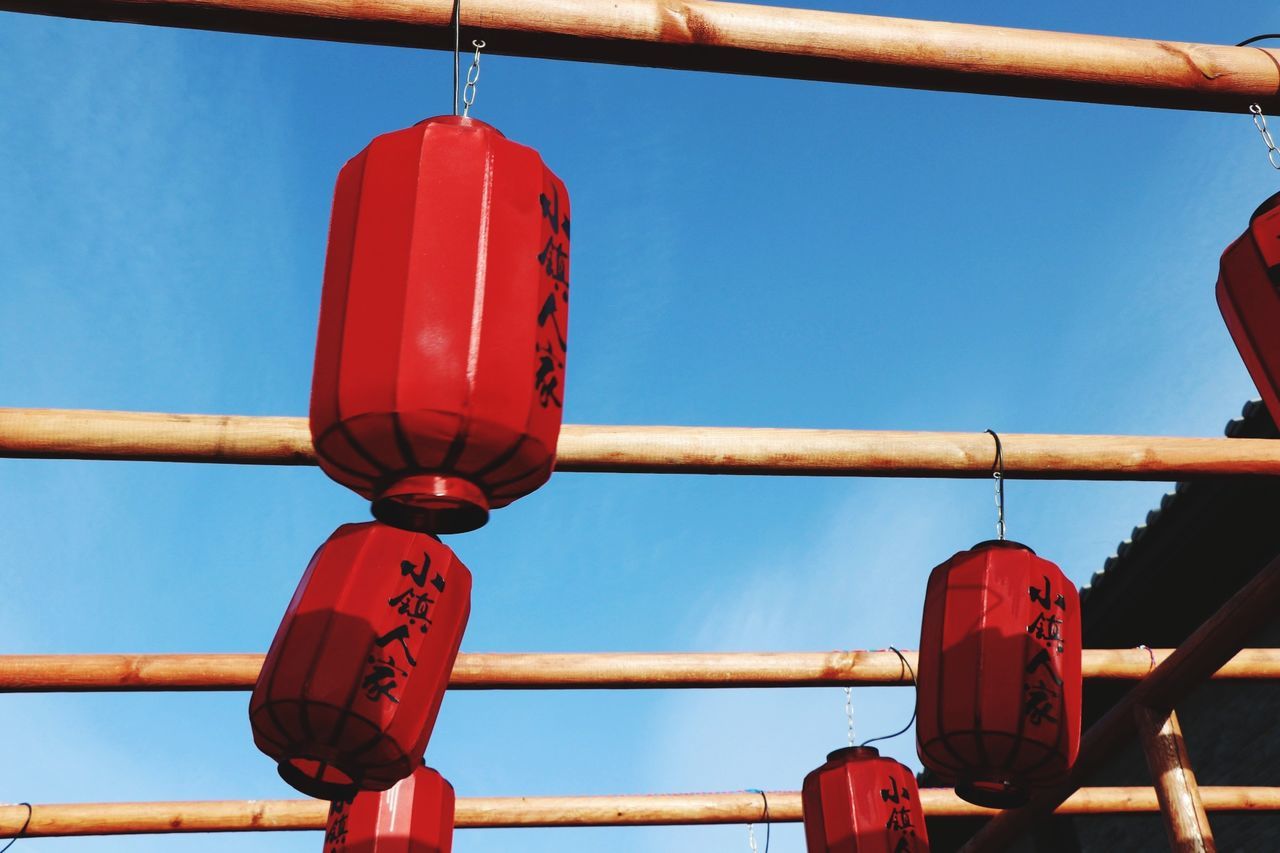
left=744, top=790, right=770, bottom=853
left=0, top=803, right=31, bottom=853
left=860, top=647, right=917, bottom=749
left=985, top=429, right=1006, bottom=540
left=1237, top=34, right=1280, bottom=47
left=1138, top=643, right=1157, bottom=673
left=451, top=0, right=461, bottom=115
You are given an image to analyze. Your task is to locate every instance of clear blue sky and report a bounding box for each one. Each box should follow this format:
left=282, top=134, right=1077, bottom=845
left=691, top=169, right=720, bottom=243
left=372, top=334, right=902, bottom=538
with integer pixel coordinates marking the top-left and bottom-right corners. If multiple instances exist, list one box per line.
left=1, top=2, right=1275, bottom=850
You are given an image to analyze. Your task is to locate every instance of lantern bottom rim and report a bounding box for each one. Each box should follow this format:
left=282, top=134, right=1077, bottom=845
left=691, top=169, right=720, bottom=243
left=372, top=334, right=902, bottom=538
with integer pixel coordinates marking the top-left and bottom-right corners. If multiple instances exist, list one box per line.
left=955, top=771, right=1030, bottom=809
left=277, top=757, right=360, bottom=801
left=373, top=473, right=490, bottom=534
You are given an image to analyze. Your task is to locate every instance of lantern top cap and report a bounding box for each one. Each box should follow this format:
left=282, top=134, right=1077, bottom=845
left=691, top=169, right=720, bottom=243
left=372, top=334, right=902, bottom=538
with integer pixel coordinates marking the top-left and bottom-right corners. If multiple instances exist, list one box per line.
left=970, top=538, right=1036, bottom=555
left=825, top=745, right=880, bottom=762
left=1251, top=190, right=1280, bottom=222
left=413, top=114, right=506, bottom=137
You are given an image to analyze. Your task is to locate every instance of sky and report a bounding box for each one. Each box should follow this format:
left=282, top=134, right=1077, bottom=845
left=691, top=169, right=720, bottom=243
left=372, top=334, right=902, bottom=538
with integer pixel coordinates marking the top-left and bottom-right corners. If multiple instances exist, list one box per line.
left=0, top=1, right=1277, bottom=850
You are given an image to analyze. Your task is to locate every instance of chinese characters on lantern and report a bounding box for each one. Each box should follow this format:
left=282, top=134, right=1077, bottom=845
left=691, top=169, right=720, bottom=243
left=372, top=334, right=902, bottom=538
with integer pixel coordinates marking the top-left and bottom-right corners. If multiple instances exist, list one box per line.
left=881, top=775, right=919, bottom=852
left=363, top=551, right=449, bottom=705
left=325, top=798, right=350, bottom=853
left=1024, top=573, right=1068, bottom=726
left=535, top=186, right=570, bottom=409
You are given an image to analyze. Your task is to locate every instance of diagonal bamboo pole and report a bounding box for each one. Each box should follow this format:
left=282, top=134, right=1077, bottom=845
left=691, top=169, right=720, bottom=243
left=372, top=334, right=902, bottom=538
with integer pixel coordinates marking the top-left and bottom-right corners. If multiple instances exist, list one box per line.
left=2, top=788, right=1280, bottom=837
left=1135, top=707, right=1216, bottom=853
left=959, top=551, right=1280, bottom=853
left=2, top=649, right=1280, bottom=692
left=3, top=408, right=1280, bottom=480
left=1, top=0, right=1278, bottom=112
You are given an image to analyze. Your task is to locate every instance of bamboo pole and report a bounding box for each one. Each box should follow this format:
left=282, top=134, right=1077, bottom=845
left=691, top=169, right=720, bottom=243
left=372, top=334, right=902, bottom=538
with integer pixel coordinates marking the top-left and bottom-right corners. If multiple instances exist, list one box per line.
left=1135, top=707, right=1216, bottom=853
left=4, top=408, right=1280, bottom=480
left=960, top=551, right=1280, bottom=853
left=2, top=649, right=1279, bottom=692
left=1, top=788, right=1279, bottom=837
left=2, top=0, right=1278, bottom=112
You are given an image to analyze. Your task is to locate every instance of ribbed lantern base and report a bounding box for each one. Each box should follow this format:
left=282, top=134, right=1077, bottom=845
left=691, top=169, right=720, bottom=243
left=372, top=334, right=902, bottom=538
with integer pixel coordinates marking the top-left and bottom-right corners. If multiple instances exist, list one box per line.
left=373, top=474, right=490, bottom=534
left=956, top=771, right=1030, bottom=809
left=277, top=756, right=359, bottom=802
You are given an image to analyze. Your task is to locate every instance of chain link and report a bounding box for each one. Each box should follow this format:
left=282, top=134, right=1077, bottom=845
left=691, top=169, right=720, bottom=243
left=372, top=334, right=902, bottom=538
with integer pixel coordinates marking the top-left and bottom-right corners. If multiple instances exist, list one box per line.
left=1250, top=104, right=1280, bottom=170
left=985, top=429, right=1006, bottom=540
left=462, top=40, right=485, bottom=117
left=747, top=821, right=758, bottom=853
left=843, top=686, right=855, bottom=747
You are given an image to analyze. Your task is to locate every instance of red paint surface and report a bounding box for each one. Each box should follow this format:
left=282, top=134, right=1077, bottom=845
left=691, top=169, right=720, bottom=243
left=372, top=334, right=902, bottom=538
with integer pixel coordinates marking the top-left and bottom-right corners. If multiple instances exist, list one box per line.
left=311, top=116, right=571, bottom=533
left=915, top=540, right=1081, bottom=808
left=802, top=746, right=930, bottom=852
left=325, top=765, right=455, bottom=853
left=249, top=522, right=471, bottom=799
left=1218, top=193, right=1280, bottom=424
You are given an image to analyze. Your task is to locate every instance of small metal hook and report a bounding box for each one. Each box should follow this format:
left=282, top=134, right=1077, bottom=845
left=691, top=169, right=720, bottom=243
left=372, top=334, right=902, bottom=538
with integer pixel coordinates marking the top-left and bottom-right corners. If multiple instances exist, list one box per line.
left=985, top=429, right=1006, bottom=540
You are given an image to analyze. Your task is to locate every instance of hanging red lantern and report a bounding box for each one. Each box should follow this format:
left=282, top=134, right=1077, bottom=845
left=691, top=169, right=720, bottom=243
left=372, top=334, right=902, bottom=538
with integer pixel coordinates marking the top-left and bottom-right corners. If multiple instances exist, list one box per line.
left=249, top=522, right=471, bottom=800
left=324, top=765, right=455, bottom=853
left=802, top=746, right=930, bottom=852
left=1217, top=192, right=1280, bottom=424
left=309, top=115, right=571, bottom=534
left=915, top=540, right=1081, bottom=808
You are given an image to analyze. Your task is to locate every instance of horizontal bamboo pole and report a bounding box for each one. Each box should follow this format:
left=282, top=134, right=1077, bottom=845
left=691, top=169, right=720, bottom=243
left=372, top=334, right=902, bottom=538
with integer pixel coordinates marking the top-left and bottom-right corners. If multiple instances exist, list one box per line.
left=2, top=648, right=1278, bottom=692
left=3, top=0, right=1279, bottom=112
left=4, top=408, right=1280, bottom=480
left=2, top=788, right=1279, bottom=837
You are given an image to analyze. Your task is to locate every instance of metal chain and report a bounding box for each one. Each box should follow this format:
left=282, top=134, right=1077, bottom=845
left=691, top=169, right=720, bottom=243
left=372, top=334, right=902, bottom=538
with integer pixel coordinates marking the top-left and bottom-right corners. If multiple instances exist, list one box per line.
left=843, top=686, right=855, bottom=747
left=1249, top=105, right=1280, bottom=170
left=462, top=40, right=485, bottom=117
left=985, top=429, right=1006, bottom=540
left=747, top=821, right=758, bottom=853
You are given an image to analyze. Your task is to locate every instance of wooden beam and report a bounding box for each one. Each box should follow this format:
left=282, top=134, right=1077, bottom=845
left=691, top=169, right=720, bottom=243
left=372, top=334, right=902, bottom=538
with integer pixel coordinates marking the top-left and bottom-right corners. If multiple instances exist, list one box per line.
left=1, top=788, right=1279, bottom=837
left=960, top=551, right=1280, bottom=853
left=4, top=408, right=1280, bottom=480
left=1135, top=707, right=1216, bottom=853
left=2, top=0, right=1278, bottom=112
left=2, top=648, right=1279, bottom=692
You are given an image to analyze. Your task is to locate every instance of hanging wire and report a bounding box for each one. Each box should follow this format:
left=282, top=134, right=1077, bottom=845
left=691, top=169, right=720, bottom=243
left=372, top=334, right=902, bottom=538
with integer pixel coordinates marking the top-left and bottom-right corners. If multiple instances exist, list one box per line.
left=1137, top=643, right=1157, bottom=674
left=1237, top=34, right=1280, bottom=47
left=843, top=685, right=855, bottom=747
left=859, top=647, right=918, bottom=749
left=462, top=40, right=486, bottom=117
left=744, top=789, right=770, bottom=853
left=985, top=429, right=1006, bottom=540
left=0, top=803, right=31, bottom=853
left=451, top=0, right=461, bottom=115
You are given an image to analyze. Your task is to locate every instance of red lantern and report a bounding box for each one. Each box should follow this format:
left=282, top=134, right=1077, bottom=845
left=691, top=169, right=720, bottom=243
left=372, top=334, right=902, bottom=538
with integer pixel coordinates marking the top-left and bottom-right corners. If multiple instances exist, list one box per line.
left=324, top=765, right=455, bottom=853
left=915, top=540, right=1081, bottom=808
left=1217, top=192, right=1280, bottom=424
left=310, top=115, right=571, bottom=534
left=802, top=746, right=930, bottom=852
left=250, top=522, right=471, bottom=799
